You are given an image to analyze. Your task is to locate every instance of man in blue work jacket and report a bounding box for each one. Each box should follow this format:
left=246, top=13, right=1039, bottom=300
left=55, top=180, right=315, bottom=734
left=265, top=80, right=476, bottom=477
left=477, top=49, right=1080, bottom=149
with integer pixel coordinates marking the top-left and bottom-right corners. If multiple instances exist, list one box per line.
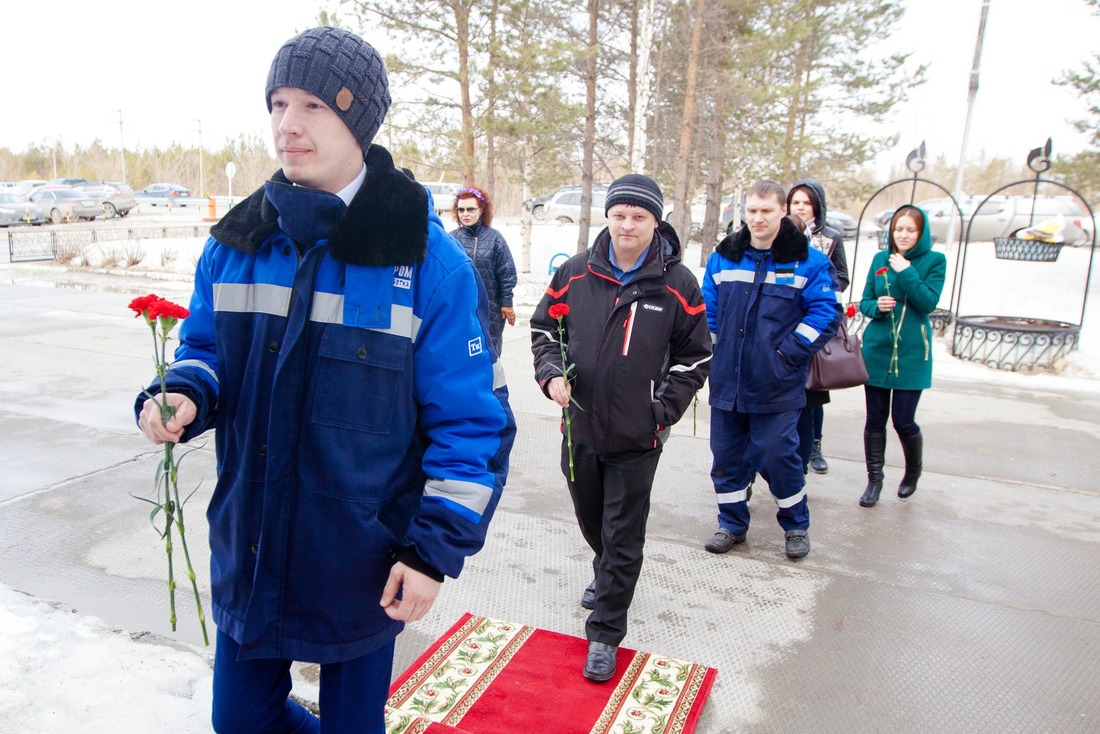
left=701, top=180, right=840, bottom=560
left=136, top=26, right=515, bottom=733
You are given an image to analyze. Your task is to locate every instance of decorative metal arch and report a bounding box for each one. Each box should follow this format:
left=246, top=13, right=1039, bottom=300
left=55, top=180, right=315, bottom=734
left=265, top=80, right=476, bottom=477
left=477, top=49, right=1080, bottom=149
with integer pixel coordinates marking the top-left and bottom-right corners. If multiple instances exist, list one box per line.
left=952, top=139, right=1097, bottom=370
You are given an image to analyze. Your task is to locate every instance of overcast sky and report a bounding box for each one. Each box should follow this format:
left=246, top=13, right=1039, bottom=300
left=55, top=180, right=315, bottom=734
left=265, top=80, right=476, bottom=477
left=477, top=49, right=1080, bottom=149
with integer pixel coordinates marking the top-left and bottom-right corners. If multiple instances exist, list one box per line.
left=0, top=0, right=1096, bottom=178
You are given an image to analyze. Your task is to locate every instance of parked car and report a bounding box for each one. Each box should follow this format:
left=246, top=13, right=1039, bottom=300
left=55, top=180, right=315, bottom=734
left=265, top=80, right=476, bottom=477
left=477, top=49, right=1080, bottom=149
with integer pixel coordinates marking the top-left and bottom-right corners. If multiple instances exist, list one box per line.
left=527, top=184, right=609, bottom=223
left=81, top=181, right=136, bottom=218
left=527, top=194, right=551, bottom=221
left=826, top=210, right=858, bottom=239
left=673, top=193, right=737, bottom=234
left=15, top=179, right=47, bottom=195
left=920, top=195, right=1089, bottom=244
left=873, top=208, right=896, bottom=229
left=0, top=192, right=46, bottom=226
left=423, top=182, right=464, bottom=218
left=544, top=186, right=609, bottom=225
left=49, top=177, right=90, bottom=187
left=136, top=183, right=194, bottom=206
left=28, top=187, right=101, bottom=223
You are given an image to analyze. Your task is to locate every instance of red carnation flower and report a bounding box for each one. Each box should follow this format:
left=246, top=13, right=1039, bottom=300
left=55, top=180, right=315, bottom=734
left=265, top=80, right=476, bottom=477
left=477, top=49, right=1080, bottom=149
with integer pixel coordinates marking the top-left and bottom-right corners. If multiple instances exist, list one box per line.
left=548, top=303, right=570, bottom=320
left=875, top=266, right=888, bottom=276
left=128, top=294, right=160, bottom=318
left=148, top=298, right=190, bottom=321
left=845, top=304, right=856, bottom=318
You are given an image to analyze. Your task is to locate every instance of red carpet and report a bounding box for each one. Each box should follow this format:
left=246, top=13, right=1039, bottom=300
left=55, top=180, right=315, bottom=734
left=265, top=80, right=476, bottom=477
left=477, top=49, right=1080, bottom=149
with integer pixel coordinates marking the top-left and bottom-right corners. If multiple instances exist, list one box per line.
left=385, top=613, right=717, bottom=733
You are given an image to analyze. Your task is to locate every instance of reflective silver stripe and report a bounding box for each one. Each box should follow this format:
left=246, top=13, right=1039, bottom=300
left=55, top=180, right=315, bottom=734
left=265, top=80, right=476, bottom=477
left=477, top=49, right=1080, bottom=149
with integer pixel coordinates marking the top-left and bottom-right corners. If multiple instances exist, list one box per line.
left=213, top=283, right=291, bottom=316
left=669, top=354, right=712, bottom=373
left=168, top=359, right=218, bottom=383
left=311, top=292, right=343, bottom=324
left=833, top=291, right=844, bottom=303
left=775, top=486, right=807, bottom=509
left=493, top=360, right=507, bottom=390
left=425, top=478, right=493, bottom=515
left=214, top=285, right=421, bottom=339
left=795, top=323, right=821, bottom=342
left=387, top=305, right=420, bottom=342
left=710, top=331, right=718, bottom=344
left=712, top=269, right=755, bottom=285
left=715, top=487, right=751, bottom=504
left=712, top=269, right=807, bottom=289
left=310, top=293, right=420, bottom=340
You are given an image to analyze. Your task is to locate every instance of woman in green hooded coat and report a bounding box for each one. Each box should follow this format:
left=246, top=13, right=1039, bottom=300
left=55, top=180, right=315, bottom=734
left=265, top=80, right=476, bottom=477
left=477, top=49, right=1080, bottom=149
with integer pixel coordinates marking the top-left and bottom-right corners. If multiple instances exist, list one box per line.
left=858, top=205, right=946, bottom=507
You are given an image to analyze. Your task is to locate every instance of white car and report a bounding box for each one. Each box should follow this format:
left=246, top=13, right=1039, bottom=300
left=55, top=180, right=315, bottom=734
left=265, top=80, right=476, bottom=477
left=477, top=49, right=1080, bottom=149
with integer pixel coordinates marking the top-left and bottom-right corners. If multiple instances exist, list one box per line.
left=423, top=182, right=464, bottom=218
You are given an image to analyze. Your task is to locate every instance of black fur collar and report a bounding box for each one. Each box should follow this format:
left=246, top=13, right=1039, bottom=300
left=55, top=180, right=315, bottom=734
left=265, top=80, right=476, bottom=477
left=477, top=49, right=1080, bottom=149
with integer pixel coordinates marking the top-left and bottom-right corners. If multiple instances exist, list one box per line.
left=716, top=217, right=808, bottom=264
left=209, top=144, right=428, bottom=267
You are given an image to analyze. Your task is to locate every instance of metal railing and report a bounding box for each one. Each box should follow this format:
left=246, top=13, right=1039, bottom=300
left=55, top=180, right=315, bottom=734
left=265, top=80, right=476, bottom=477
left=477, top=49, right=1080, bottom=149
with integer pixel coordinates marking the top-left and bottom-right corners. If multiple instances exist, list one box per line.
left=7, top=224, right=211, bottom=263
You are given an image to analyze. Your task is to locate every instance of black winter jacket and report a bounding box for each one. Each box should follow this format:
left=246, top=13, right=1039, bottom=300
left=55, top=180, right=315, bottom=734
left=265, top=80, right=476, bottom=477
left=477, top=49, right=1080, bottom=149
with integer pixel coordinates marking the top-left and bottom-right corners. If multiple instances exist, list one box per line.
left=449, top=223, right=517, bottom=345
left=531, top=223, right=712, bottom=453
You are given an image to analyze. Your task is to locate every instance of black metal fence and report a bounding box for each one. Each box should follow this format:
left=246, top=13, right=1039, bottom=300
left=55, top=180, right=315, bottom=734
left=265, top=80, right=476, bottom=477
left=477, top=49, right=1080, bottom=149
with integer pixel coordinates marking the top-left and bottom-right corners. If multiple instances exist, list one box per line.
left=7, top=224, right=211, bottom=263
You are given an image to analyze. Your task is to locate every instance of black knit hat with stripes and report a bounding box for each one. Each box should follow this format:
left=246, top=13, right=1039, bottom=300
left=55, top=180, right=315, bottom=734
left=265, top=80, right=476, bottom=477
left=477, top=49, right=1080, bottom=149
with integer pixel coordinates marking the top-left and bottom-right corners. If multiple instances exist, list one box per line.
left=266, top=27, right=390, bottom=155
left=605, top=174, right=664, bottom=222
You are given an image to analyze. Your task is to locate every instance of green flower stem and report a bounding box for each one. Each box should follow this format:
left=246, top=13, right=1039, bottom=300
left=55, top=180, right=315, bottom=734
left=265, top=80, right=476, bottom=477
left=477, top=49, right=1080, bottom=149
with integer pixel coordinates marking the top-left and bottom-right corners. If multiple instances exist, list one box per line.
left=555, top=317, right=576, bottom=482
left=148, top=316, right=209, bottom=645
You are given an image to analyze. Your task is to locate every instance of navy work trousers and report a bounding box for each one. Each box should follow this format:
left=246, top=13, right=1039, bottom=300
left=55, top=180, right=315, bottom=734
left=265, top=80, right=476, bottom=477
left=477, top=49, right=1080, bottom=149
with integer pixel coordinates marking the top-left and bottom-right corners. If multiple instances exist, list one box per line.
left=710, top=406, right=808, bottom=534
left=211, top=629, right=394, bottom=734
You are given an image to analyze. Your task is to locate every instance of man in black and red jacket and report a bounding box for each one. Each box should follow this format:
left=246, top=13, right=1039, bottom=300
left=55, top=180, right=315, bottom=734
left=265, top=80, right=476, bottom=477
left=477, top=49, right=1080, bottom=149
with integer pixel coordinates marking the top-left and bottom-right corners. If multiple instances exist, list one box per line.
left=530, top=174, right=712, bottom=683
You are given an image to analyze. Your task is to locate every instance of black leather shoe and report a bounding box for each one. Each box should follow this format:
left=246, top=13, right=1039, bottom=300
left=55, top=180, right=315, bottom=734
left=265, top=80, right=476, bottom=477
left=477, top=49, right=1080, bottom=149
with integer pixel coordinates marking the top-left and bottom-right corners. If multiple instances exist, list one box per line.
left=785, top=530, right=810, bottom=559
left=704, top=529, right=747, bottom=553
left=583, top=641, right=618, bottom=682
left=580, top=581, right=596, bottom=610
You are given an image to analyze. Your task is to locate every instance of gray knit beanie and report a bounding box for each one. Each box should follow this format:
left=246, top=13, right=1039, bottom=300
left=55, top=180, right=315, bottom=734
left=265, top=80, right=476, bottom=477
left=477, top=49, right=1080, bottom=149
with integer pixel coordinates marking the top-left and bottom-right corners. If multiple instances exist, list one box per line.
left=266, top=27, right=391, bottom=155
left=605, top=174, right=664, bottom=222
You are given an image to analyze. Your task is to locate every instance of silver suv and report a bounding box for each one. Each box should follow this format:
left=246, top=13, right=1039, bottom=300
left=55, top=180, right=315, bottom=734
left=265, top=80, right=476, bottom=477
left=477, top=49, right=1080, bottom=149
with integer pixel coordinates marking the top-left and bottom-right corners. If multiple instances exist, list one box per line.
left=545, top=187, right=608, bottom=225
left=423, top=182, right=464, bottom=218
left=920, top=195, right=1089, bottom=244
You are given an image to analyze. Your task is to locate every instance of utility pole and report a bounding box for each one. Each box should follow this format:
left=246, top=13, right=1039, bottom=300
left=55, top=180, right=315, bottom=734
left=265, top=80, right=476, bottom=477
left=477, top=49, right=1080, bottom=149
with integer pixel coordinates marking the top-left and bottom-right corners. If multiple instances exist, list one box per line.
left=948, top=0, right=991, bottom=246
left=114, top=110, right=126, bottom=183
left=195, top=118, right=204, bottom=197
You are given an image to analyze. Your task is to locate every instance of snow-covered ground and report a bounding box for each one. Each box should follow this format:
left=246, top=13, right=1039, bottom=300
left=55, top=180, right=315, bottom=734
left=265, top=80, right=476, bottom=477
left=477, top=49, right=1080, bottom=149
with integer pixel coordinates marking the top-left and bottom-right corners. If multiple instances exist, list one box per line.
left=1, top=216, right=1096, bottom=733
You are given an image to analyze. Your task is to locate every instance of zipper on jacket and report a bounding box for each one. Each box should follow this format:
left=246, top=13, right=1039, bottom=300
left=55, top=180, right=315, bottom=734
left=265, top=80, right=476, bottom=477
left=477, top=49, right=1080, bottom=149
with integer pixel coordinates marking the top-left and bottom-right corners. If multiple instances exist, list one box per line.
left=622, top=302, right=638, bottom=356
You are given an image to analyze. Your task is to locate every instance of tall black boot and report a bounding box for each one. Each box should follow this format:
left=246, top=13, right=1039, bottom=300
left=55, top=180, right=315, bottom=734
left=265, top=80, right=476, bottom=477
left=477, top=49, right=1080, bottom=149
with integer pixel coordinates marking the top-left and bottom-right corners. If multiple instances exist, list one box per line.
left=898, top=431, right=923, bottom=498
left=860, top=430, right=886, bottom=507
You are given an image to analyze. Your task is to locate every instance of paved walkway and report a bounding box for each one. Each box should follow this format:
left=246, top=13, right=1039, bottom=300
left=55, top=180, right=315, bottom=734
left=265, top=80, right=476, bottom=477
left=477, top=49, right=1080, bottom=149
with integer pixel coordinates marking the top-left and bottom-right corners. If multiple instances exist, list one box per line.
left=1, top=272, right=1098, bottom=733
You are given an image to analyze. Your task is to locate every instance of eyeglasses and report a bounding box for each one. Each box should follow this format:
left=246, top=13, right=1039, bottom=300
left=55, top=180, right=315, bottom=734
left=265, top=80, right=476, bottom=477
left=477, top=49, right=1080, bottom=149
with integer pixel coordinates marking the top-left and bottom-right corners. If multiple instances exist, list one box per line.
left=456, top=206, right=481, bottom=213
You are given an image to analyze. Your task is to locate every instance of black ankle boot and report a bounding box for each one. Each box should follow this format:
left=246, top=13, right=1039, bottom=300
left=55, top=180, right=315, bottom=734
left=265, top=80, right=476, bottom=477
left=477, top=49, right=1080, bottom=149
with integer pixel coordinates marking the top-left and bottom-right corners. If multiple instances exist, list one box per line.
left=898, top=431, right=923, bottom=498
left=860, top=430, right=886, bottom=507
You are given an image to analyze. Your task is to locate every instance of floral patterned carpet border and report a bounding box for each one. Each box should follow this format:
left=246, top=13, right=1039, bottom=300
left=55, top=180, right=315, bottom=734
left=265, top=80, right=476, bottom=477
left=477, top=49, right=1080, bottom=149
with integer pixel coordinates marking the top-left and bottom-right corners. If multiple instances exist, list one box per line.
left=385, top=613, right=717, bottom=734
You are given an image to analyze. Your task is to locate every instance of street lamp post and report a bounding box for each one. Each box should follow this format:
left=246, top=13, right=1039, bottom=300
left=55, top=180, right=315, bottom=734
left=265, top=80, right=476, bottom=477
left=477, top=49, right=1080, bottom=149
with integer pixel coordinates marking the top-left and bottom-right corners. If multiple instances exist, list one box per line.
left=948, top=0, right=991, bottom=246
left=195, top=118, right=204, bottom=197
left=114, top=110, right=126, bottom=183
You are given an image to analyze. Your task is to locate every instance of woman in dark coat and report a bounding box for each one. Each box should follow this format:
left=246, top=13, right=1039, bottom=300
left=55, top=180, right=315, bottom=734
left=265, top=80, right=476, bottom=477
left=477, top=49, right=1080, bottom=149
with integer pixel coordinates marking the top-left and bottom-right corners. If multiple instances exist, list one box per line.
left=787, top=179, right=849, bottom=475
left=449, top=186, right=518, bottom=354
left=857, top=205, right=946, bottom=507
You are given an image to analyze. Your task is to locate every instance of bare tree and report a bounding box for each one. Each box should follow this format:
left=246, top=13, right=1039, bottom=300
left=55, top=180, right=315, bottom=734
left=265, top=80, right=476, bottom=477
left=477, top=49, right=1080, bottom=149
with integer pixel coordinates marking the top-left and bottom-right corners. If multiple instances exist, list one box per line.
left=668, top=0, right=706, bottom=240
left=576, top=0, right=600, bottom=254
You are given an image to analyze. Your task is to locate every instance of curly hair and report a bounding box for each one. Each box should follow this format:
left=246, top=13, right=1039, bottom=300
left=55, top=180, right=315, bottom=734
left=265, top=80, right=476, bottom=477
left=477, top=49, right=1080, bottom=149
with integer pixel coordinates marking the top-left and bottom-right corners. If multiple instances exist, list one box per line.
left=452, top=186, right=494, bottom=226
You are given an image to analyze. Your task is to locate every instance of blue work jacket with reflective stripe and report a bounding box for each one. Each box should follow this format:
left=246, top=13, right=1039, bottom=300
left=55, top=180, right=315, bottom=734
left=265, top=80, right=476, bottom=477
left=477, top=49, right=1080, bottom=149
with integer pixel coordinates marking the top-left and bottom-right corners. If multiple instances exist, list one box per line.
left=136, top=156, right=514, bottom=664
left=704, top=217, right=841, bottom=414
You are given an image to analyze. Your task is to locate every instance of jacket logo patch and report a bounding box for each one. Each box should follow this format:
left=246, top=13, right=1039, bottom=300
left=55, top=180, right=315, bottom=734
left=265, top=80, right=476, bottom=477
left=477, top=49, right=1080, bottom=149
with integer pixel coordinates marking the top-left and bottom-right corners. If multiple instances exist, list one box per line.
left=394, top=265, right=413, bottom=289
left=643, top=303, right=664, bottom=313
left=468, top=337, right=483, bottom=356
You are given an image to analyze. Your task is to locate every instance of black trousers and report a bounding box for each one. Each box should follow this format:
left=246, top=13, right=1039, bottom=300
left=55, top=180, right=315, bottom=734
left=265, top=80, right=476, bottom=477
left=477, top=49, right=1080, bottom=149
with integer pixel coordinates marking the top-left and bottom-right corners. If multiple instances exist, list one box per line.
left=563, top=440, right=662, bottom=646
